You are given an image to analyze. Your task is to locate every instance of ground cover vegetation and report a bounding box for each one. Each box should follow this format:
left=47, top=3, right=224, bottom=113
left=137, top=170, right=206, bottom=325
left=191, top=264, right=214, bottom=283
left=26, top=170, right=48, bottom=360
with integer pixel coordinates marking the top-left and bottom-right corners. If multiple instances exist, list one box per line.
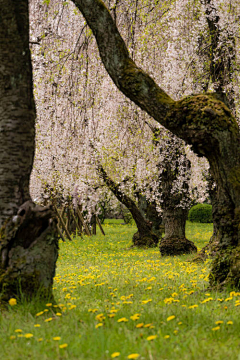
left=0, top=221, right=239, bottom=360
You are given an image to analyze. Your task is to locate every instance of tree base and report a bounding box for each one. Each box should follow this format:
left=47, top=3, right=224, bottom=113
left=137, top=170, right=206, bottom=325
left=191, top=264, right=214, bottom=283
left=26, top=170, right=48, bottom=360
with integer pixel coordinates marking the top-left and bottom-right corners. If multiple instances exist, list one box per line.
left=159, top=237, right=197, bottom=256
left=191, top=235, right=220, bottom=263
left=0, top=201, right=59, bottom=302
left=209, top=246, right=240, bottom=290
left=132, top=231, right=159, bottom=247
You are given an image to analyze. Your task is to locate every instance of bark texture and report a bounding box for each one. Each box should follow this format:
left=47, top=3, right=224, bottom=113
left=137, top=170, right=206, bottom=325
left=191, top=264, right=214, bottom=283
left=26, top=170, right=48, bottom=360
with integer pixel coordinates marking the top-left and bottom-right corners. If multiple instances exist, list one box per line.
left=0, top=201, right=58, bottom=301
left=0, top=0, right=36, bottom=227
left=73, top=0, right=240, bottom=289
left=98, top=165, right=159, bottom=247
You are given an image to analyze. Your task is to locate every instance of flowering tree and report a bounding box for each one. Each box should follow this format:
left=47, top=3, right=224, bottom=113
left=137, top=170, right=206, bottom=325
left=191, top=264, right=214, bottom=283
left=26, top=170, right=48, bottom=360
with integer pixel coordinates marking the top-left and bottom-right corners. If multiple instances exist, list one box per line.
left=71, top=0, right=240, bottom=289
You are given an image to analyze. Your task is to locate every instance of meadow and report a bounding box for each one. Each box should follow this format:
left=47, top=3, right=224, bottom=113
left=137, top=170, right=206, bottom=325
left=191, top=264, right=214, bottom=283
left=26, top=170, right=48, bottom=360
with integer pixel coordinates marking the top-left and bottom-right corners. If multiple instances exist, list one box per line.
left=0, top=220, right=239, bottom=360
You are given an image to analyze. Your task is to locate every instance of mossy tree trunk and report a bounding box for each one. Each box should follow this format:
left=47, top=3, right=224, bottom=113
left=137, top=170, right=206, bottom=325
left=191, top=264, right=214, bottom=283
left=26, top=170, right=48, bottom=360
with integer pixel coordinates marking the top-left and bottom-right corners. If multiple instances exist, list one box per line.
left=0, top=0, right=58, bottom=301
left=97, top=165, right=159, bottom=247
left=72, top=0, right=240, bottom=289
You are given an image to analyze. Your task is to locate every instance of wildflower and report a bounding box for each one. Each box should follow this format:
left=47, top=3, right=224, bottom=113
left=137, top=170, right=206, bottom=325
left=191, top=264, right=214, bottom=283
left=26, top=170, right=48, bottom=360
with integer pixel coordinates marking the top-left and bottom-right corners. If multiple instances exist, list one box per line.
left=44, top=318, right=53, bottom=322
left=53, top=337, right=61, bottom=341
left=10, top=336, right=16, bottom=340
left=189, top=305, right=198, bottom=309
left=146, top=335, right=157, bottom=341
left=127, top=354, right=140, bottom=359
left=227, top=321, right=233, bottom=325
left=24, top=333, right=34, bottom=338
left=212, top=326, right=220, bottom=331
left=215, top=321, right=223, bottom=325
left=173, top=330, right=178, bottom=335
left=130, top=314, right=140, bottom=321
left=95, top=323, right=103, bottom=328
left=178, top=322, right=182, bottom=325
left=95, top=313, right=105, bottom=322
left=111, top=352, right=120, bottom=358
left=117, top=317, right=128, bottom=322
left=36, top=311, right=44, bottom=316
left=9, top=298, right=17, bottom=306
left=167, top=315, right=175, bottom=321
left=108, top=314, right=115, bottom=318
left=56, top=313, right=62, bottom=316
left=59, top=344, right=68, bottom=349
left=38, top=338, right=43, bottom=342
left=141, top=299, right=152, bottom=304
left=136, top=323, right=144, bottom=328
left=46, top=303, right=52, bottom=307
left=15, top=329, right=22, bottom=333
left=144, top=323, right=153, bottom=328
left=164, top=335, right=170, bottom=339
left=34, top=324, right=41, bottom=327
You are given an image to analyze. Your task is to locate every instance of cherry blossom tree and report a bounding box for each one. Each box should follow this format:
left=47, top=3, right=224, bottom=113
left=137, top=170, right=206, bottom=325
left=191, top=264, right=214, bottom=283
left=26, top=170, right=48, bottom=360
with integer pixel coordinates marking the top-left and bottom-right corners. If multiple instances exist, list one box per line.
left=71, top=0, right=240, bottom=289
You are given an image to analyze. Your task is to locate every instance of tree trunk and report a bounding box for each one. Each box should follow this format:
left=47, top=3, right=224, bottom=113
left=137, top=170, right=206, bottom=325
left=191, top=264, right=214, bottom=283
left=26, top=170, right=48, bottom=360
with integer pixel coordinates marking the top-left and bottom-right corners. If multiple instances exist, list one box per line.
left=97, top=165, right=159, bottom=247
left=138, top=194, right=164, bottom=239
left=0, top=201, right=58, bottom=301
left=0, top=0, right=59, bottom=301
left=73, top=0, right=240, bottom=289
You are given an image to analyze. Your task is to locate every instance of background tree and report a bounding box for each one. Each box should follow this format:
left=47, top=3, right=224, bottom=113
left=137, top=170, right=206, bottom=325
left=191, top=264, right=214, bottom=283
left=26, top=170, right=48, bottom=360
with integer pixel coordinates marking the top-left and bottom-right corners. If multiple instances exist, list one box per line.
left=71, top=0, right=240, bottom=289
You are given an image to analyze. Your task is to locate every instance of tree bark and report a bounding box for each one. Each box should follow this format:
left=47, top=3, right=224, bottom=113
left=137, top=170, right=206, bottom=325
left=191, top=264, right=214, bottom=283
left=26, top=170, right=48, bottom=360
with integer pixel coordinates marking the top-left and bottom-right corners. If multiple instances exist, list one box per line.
left=97, top=165, right=159, bottom=247
left=0, top=0, right=35, bottom=227
left=0, top=0, right=59, bottom=301
left=72, top=0, right=240, bottom=289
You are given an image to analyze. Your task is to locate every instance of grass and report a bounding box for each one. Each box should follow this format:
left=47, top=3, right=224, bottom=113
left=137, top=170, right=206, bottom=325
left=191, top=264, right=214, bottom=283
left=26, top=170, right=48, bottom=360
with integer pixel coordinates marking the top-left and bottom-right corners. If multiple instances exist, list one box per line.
left=0, top=220, right=239, bottom=360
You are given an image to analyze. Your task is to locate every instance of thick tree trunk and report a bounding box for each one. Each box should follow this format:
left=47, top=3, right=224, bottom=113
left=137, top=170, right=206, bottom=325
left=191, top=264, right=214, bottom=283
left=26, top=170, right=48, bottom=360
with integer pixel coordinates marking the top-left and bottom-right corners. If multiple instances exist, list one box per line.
left=0, top=0, right=59, bottom=301
left=0, top=0, right=35, bottom=227
left=0, top=201, right=58, bottom=301
left=72, top=0, right=240, bottom=289
left=98, top=165, right=159, bottom=247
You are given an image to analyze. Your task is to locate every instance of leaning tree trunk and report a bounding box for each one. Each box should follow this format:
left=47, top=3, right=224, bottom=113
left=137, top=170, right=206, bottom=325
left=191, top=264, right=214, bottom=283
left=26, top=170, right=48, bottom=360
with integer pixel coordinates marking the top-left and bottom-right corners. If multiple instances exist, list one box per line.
left=97, top=165, right=159, bottom=247
left=0, top=0, right=58, bottom=301
left=72, top=0, right=240, bottom=289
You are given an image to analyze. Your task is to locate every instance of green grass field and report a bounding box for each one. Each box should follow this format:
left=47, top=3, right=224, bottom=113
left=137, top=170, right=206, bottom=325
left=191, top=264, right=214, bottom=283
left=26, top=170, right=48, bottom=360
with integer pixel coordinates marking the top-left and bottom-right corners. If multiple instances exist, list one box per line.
left=0, top=220, right=239, bottom=360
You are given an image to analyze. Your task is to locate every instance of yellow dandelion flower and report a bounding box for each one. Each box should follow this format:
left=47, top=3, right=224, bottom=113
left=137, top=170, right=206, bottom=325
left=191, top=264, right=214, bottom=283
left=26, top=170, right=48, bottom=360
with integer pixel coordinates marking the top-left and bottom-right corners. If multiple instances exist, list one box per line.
left=38, top=338, right=43, bottom=342
left=173, top=330, right=178, bottom=335
left=15, top=329, right=22, bottom=333
left=95, top=313, right=105, bottom=321
left=215, top=321, right=223, bottom=325
left=136, top=323, right=144, bottom=328
left=36, top=311, right=44, bottom=316
left=146, top=335, right=157, bottom=341
left=212, top=326, right=220, bottom=331
left=10, top=336, right=16, bottom=340
left=189, top=305, right=198, bottom=309
left=164, top=335, right=170, bottom=339
left=53, top=337, right=61, bottom=341
left=178, top=322, right=183, bottom=325
left=117, top=317, right=128, bottom=322
left=95, top=323, right=103, bottom=328
left=34, top=324, right=41, bottom=327
left=167, top=315, right=175, bottom=321
left=144, top=324, right=153, bottom=328
left=9, top=298, right=17, bottom=306
left=227, top=321, right=233, bottom=325
left=56, top=313, right=62, bottom=316
left=24, top=333, right=33, bottom=338
left=130, top=314, right=140, bottom=321
left=59, top=344, right=68, bottom=349
left=46, top=303, right=52, bottom=307
left=44, top=317, right=53, bottom=322
left=111, top=352, right=120, bottom=358
left=127, top=354, right=140, bottom=359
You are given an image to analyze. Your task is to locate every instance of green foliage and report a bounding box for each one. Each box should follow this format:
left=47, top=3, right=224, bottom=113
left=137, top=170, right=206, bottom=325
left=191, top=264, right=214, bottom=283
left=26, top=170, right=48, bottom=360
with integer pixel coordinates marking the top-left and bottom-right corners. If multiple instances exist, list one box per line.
left=1, top=222, right=240, bottom=360
left=188, top=203, right=213, bottom=223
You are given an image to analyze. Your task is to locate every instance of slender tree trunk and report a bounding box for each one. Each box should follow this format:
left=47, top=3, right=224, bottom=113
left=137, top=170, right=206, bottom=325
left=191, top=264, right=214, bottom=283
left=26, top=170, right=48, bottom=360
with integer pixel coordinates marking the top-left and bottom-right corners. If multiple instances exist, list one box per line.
left=72, top=0, right=240, bottom=289
left=0, top=0, right=58, bottom=302
left=97, top=165, right=159, bottom=247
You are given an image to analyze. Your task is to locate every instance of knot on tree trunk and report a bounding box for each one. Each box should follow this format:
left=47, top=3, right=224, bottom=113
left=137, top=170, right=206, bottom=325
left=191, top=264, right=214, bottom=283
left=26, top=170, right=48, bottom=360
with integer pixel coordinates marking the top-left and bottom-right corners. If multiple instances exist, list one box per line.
left=159, top=237, right=197, bottom=256
left=0, top=201, right=59, bottom=302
